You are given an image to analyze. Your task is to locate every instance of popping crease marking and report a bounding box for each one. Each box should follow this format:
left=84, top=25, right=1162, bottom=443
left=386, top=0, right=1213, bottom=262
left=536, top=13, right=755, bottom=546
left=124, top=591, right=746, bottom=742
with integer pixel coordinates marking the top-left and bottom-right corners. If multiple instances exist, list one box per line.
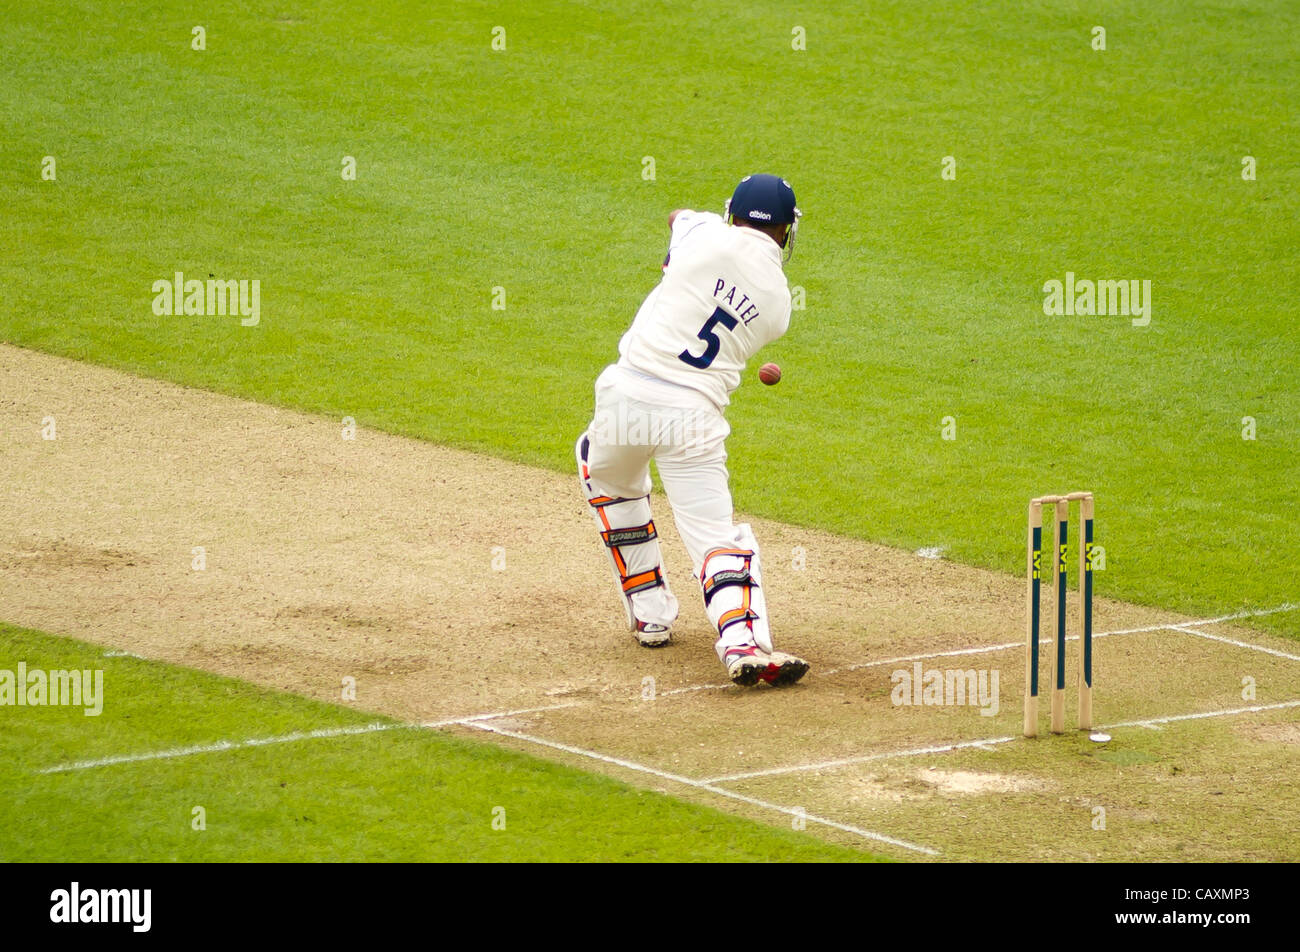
left=1101, top=699, right=1300, bottom=730
left=702, top=735, right=1020, bottom=784
left=699, top=700, right=1300, bottom=783
left=465, top=719, right=939, bottom=856
left=34, top=605, right=1297, bottom=777
left=846, top=602, right=1300, bottom=672
left=33, top=702, right=581, bottom=774
left=1165, top=624, right=1300, bottom=663
left=656, top=602, right=1300, bottom=697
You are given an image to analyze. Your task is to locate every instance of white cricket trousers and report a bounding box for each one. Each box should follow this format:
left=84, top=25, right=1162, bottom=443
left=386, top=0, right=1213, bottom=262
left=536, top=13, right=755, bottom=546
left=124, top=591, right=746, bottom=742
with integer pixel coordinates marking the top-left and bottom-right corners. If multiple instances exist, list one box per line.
left=580, top=363, right=776, bottom=656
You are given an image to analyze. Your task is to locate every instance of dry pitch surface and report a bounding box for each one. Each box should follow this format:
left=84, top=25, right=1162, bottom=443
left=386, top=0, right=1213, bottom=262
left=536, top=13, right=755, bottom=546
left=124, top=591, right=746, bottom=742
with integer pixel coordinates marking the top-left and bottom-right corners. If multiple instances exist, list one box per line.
left=4, top=344, right=1298, bottom=860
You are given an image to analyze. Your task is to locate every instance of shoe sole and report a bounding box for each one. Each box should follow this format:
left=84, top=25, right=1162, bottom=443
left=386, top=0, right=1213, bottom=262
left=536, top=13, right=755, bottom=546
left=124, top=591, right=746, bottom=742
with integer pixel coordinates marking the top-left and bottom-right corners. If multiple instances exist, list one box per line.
left=729, top=659, right=766, bottom=686
left=634, top=632, right=671, bottom=648
left=728, top=657, right=809, bottom=687
left=763, top=657, right=809, bottom=687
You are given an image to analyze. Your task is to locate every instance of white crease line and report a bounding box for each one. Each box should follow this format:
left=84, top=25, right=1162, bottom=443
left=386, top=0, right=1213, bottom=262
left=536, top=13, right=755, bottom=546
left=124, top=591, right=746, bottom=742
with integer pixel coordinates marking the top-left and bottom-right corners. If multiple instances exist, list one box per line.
left=62, top=601, right=1286, bottom=774
left=702, top=697, right=1300, bottom=784
left=424, top=702, right=583, bottom=727
left=34, top=702, right=580, bottom=774
left=1072, top=622, right=1171, bottom=636
left=1166, top=625, right=1300, bottom=663
left=1192, top=603, right=1299, bottom=626
left=657, top=682, right=732, bottom=698
left=702, top=736, right=1018, bottom=784
left=36, top=722, right=399, bottom=773
left=1101, top=699, right=1300, bottom=730
left=845, top=641, right=1025, bottom=670
left=1078, top=601, right=1297, bottom=637
left=663, top=601, right=1300, bottom=695
left=465, top=720, right=939, bottom=856
left=656, top=634, right=1112, bottom=699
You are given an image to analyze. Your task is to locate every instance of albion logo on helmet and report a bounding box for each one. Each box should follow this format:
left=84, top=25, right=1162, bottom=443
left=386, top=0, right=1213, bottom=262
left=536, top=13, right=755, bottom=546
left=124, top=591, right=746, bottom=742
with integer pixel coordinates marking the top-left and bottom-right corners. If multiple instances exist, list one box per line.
left=748, top=210, right=773, bottom=220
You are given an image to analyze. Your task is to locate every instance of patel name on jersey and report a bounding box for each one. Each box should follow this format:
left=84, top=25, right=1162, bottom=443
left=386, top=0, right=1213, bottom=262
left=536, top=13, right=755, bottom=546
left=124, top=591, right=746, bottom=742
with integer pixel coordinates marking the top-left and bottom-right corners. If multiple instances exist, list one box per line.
left=713, top=279, right=761, bottom=325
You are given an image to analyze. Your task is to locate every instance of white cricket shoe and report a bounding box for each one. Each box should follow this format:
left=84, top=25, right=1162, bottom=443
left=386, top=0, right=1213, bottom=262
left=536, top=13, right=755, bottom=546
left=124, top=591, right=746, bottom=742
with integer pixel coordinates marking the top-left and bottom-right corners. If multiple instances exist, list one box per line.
left=724, top=644, right=809, bottom=687
left=634, top=620, right=672, bottom=648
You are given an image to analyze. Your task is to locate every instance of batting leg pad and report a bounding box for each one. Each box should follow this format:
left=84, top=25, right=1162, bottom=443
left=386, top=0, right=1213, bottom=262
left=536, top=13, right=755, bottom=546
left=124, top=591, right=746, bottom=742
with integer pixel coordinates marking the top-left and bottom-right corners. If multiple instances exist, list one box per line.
left=701, top=523, right=773, bottom=657
left=576, top=433, right=679, bottom=630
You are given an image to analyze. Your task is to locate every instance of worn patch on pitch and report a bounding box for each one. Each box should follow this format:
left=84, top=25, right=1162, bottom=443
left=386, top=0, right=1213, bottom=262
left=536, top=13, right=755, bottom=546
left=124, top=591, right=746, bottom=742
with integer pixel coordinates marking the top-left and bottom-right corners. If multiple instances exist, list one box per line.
left=1237, top=721, right=1300, bottom=746
left=913, top=768, right=1045, bottom=796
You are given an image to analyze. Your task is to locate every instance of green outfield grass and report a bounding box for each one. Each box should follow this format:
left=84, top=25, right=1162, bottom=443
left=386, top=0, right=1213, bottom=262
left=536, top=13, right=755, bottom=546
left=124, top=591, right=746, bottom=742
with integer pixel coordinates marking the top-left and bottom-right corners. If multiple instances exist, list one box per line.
left=2, top=0, right=1296, bottom=637
left=0, top=622, right=877, bottom=861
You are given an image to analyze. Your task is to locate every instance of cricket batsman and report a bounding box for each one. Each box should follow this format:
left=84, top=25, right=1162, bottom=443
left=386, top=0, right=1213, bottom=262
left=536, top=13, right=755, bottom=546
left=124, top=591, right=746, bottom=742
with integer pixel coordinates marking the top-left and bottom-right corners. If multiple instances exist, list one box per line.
left=576, top=173, right=808, bottom=687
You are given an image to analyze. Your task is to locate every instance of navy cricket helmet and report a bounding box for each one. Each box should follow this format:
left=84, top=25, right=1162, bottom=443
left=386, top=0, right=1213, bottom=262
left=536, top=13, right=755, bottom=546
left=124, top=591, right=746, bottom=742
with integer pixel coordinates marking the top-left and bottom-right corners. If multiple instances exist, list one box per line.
left=725, top=173, right=802, bottom=258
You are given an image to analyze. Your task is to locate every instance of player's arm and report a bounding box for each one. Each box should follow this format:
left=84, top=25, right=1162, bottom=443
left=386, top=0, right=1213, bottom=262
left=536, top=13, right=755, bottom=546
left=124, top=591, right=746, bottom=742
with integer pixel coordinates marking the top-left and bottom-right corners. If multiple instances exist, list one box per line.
left=664, top=207, right=719, bottom=268
left=664, top=209, right=691, bottom=269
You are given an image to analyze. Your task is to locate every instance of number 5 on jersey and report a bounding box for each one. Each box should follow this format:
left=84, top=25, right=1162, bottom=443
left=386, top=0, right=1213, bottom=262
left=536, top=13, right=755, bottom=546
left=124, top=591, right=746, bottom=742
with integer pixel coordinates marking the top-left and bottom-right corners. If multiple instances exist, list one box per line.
left=678, top=307, right=738, bottom=369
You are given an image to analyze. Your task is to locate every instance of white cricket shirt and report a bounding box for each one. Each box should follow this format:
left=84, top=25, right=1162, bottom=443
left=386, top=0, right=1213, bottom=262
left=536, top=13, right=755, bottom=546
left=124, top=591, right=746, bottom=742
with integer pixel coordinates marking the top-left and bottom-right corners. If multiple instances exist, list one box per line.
left=616, top=210, right=792, bottom=410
